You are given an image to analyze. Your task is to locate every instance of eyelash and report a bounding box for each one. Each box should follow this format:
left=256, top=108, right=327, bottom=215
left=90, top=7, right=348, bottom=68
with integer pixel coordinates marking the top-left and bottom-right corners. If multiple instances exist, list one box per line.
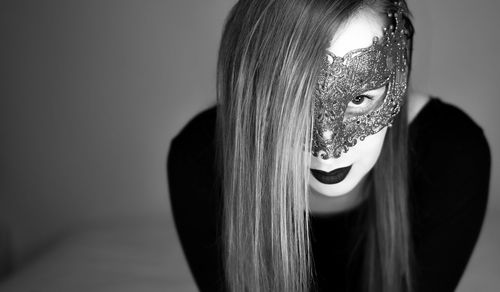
left=350, top=95, right=373, bottom=106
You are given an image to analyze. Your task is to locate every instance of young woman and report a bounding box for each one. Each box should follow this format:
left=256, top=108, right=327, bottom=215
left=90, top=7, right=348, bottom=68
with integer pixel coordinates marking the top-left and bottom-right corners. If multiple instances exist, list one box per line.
left=168, top=0, right=491, bottom=291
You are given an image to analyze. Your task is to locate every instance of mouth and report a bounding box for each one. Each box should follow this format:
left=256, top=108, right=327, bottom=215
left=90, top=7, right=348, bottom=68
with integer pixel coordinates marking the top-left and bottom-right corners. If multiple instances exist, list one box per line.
left=310, top=165, right=352, bottom=185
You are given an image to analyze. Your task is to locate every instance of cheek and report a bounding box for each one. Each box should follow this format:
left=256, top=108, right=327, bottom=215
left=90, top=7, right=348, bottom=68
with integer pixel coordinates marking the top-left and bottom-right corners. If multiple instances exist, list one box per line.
left=353, top=127, right=387, bottom=170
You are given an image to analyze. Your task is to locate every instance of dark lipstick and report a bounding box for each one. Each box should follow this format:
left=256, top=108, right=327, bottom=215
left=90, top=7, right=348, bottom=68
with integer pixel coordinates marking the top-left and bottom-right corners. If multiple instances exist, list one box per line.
left=310, top=165, right=352, bottom=185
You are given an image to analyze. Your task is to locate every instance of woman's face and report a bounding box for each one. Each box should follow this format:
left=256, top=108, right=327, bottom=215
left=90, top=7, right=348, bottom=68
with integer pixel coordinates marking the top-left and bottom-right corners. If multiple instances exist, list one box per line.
left=309, top=9, right=388, bottom=197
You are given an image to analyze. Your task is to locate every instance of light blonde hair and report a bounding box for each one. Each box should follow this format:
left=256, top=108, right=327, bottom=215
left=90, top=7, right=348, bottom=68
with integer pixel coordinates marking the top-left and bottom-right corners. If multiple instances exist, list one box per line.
left=216, top=0, right=414, bottom=291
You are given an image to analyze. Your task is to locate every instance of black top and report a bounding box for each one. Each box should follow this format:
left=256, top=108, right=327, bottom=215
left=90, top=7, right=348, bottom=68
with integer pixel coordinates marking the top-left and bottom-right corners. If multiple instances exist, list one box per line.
left=167, top=97, right=490, bottom=292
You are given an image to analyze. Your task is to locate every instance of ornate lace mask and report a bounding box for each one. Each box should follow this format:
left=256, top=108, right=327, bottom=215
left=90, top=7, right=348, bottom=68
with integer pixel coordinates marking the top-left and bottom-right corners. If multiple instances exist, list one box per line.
left=312, top=5, right=411, bottom=159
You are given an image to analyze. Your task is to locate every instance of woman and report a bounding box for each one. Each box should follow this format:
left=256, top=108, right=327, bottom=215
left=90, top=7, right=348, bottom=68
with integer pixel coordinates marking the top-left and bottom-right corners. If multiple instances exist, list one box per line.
left=168, top=0, right=490, bottom=291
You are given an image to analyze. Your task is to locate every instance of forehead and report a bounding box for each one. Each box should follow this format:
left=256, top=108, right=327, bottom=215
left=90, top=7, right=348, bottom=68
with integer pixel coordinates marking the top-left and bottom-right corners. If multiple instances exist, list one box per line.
left=327, top=8, right=385, bottom=57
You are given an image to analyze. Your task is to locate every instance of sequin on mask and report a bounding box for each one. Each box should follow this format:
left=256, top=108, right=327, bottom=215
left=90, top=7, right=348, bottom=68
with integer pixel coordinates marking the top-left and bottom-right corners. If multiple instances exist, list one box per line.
left=312, top=5, right=411, bottom=159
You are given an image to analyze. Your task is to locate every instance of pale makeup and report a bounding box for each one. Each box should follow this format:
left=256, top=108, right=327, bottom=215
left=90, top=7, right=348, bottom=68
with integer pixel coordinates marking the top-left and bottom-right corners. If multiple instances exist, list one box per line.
left=309, top=8, right=388, bottom=199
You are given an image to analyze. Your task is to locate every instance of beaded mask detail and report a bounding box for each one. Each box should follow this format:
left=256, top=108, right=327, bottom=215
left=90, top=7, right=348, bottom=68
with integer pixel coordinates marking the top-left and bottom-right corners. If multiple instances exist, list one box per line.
left=312, top=3, right=411, bottom=159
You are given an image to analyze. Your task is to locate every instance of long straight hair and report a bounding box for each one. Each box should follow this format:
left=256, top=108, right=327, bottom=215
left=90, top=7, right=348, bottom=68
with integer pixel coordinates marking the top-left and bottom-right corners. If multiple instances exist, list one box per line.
left=216, top=0, right=415, bottom=291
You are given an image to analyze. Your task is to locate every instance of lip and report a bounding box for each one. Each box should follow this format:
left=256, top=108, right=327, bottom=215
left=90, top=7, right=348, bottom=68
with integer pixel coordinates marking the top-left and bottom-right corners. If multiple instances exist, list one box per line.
left=310, top=165, right=352, bottom=185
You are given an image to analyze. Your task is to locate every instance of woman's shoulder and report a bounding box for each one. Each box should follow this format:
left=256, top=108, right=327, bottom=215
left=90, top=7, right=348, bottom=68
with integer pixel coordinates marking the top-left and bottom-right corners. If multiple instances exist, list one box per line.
left=409, top=95, right=490, bottom=180
left=167, top=105, right=219, bottom=201
left=409, top=95, right=487, bottom=146
left=408, top=96, right=491, bottom=292
left=171, top=106, right=217, bottom=152
left=409, top=95, right=491, bottom=228
left=167, top=106, right=224, bottom=291
left=408, top=94, right=491, bottom=195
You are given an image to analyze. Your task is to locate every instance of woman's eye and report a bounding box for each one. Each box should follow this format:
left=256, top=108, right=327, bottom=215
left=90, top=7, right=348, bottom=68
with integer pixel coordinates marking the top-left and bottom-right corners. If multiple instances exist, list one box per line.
left=350, top=95, right=371, bottom=105
left=343, top=85, right=387, bottom=119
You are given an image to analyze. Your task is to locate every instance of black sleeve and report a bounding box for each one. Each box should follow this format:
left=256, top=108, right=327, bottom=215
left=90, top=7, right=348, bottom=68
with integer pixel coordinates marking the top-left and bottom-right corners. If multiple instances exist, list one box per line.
left=167, top=107, right=225, bottom=291
left=410, top=105, right=491, bottom=292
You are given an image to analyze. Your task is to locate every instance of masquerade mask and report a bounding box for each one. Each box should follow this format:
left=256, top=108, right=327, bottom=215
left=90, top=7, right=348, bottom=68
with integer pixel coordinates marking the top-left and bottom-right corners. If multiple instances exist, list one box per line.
left=312, top=3, right=411, bottom=159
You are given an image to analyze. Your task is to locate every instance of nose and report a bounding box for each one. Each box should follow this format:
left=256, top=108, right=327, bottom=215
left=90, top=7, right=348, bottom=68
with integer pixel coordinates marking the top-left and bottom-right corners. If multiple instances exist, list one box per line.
left=315, top=149, right=337, bottom=160
left=318, top=150, right=330, bottom=160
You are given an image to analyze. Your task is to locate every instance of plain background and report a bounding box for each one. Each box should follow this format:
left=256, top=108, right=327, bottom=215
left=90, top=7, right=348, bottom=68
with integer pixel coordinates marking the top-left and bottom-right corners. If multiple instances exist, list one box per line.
left=0, top=0, right=499, bottom=290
